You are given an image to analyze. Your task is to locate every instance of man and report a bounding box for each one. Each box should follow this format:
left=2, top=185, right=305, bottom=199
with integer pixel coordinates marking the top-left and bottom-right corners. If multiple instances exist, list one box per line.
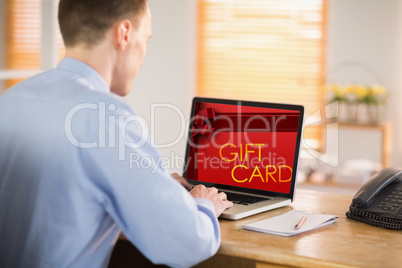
left=0, top=0, right=233, bottom=267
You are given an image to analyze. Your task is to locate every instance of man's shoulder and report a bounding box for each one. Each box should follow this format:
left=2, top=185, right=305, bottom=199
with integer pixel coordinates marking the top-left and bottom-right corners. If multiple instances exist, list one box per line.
left=3, top=68, right=132, bottom=112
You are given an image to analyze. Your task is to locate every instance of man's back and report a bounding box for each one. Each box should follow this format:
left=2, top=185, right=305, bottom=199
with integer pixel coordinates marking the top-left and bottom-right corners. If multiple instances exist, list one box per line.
left=0, top=0, right=234, bottom=265
left=0, top=59, right=124, bottom=267
left=0, top=58, right=221, bottom=268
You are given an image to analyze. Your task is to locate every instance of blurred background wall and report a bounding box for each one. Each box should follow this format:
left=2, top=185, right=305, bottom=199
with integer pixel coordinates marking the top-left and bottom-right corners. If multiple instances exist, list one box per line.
left=125, top=0, right=402, bottom=174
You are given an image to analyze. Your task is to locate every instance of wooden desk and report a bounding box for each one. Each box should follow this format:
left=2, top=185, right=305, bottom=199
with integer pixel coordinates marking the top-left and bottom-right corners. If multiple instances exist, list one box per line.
left=195, top=189, right=402, bottom=268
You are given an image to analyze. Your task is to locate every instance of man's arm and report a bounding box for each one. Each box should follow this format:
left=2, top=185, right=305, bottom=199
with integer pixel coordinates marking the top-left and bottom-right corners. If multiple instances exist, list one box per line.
left=79, top=106, right=232, bottom=267
left=171, top=173, right=192, bottom=191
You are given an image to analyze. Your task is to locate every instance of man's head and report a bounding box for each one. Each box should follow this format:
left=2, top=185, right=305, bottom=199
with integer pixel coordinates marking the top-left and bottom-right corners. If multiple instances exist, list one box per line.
left=58, top=0, right=152, bottom=96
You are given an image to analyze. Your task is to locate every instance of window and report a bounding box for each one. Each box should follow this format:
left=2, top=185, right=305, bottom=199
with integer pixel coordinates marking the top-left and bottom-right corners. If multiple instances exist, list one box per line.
left=4, top=0, right=64, bottom=89
left=197, top=0, right=326, bottom=142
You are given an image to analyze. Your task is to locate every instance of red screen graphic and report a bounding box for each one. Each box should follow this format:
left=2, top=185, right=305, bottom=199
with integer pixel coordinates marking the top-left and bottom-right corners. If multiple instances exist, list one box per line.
left=187, top=102, right=300, bottom=194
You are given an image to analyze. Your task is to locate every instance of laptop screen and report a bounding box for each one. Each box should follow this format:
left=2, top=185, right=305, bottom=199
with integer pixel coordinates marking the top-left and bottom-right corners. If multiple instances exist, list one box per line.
left=184, top=97, right=304, bottom=198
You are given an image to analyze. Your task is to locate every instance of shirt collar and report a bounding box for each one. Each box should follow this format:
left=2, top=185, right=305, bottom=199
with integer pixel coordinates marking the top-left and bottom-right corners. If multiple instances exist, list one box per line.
left=57, top=57, right=110, bottom=93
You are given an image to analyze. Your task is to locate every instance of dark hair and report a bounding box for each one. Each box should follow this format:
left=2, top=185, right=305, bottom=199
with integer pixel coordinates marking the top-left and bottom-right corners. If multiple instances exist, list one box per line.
left=58, top=0, right=147, bottom=47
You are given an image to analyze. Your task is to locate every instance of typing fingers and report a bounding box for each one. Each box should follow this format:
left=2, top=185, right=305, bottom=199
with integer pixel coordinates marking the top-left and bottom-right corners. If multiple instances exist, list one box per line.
left=218, top=191, right=227, bottom=201
left=210, top=187, right=218, bottom=194
left=224, top=200, right=234, bottom=208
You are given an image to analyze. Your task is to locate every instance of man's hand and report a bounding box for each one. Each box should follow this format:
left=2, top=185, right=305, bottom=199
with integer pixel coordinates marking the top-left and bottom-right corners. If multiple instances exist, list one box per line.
left=190, top=185, right=233, bottom=217
left=171, top=173, right=192, bottom=191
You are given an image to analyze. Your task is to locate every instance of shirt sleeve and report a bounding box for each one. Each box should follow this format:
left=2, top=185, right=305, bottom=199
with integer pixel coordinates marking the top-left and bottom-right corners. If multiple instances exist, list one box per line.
left=78, top=103, right=221, bottom=267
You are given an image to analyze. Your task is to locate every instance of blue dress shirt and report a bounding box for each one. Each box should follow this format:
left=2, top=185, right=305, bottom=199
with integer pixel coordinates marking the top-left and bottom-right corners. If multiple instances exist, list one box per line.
left=0, top=58, right=220, bottom=268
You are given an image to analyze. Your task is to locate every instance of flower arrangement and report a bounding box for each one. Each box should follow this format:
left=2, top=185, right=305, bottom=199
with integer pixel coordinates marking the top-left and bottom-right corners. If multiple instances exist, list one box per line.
left=325, top=83, right=389, bottom=124
left=354, top=84, right=388, bottom=105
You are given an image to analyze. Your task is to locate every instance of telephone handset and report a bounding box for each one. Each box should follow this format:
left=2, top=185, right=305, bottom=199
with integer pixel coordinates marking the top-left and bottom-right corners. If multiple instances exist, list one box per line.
left=346, top=167, right=402, bottom=230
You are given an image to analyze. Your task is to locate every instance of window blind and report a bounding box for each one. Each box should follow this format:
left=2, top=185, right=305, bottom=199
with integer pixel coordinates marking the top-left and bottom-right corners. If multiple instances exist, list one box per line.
left=197, top=0, right=326, bottom=143
left=5, top=0, right=64, bottom=88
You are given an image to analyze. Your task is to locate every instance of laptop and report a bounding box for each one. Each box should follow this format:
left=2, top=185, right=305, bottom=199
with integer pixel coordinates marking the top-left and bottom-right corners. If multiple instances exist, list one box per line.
left=183, top=97, right=304, bottom=220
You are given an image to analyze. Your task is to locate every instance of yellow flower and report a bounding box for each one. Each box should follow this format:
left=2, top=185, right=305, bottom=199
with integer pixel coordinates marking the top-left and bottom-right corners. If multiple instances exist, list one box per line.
left=351, top=84, right=367, bottom=98
left=325, top=84, right=347, bottom=102
left=371, top=84, right=387, bottom=97
left=325, top=83, right=388, bottom=105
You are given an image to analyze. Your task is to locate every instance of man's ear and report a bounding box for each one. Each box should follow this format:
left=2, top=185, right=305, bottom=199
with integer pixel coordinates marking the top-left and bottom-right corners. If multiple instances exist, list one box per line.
left=114, top=20, right=132, bottom=50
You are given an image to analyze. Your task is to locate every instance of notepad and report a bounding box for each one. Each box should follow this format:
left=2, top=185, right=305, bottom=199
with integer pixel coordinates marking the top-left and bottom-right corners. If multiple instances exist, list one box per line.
left=242, top=210, right=338, bottom=236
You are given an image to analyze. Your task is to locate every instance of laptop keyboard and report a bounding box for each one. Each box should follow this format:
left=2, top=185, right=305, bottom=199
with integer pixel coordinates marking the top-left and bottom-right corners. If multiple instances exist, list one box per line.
left=224, top=192, right=270, bottom=205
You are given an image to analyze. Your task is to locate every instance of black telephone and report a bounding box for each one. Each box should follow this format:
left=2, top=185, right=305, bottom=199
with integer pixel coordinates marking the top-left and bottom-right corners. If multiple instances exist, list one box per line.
left=346, top=167, right=402, bottom=230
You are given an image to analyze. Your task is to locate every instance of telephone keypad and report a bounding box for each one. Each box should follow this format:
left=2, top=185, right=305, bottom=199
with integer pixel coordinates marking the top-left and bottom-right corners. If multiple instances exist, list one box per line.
left=378, top=191, right=402, bottom=212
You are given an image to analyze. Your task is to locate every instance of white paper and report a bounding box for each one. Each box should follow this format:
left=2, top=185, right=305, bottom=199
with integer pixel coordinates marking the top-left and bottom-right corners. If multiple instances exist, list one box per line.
left=242, top=210, right=338, bottom=236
